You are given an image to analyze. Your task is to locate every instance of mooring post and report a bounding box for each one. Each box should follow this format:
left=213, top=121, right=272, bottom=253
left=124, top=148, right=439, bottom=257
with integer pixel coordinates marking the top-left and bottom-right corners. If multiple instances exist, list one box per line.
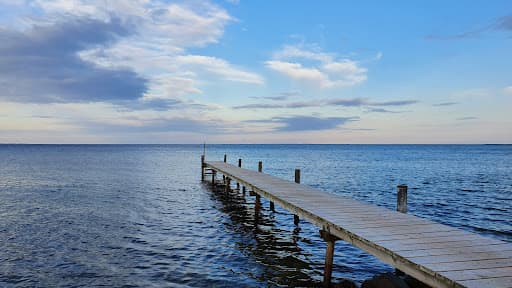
left=397, top=185, right=408, bottom=213
left=320, top=230, right=339, bottom=287
left=201, top=155, right=205, bottom=181
left=395, top=184, right=408, bottom=276
left=294, top=169, right=301, bottom=225
left=258, top=161, right=262, bottom=173
left=237, top=159, right=242, bottom=191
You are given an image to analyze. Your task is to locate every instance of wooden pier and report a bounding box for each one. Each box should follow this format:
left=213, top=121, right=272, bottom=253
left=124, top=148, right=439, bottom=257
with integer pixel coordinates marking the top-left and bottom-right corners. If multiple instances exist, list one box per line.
left=201, top=155, right=512, bottom=288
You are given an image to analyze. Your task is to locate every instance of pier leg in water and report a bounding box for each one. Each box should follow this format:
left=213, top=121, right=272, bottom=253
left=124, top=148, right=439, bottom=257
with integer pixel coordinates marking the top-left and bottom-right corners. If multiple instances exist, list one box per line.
left=320, top=230, right=339, bottom=287
left=237, top=158, right=242, bottom=191
left=211, top=171, right=216, bottom=188
left=225, top=177, right=231, bottom=193
left=242, top=186, right=246, bottom=196
left=201, top=155, right=205, bottom=181
left=254, top=194, right=261, bottom=222
left=223, top=154, right=227, bottom=183
left=294, top=169, right=301, bottom=225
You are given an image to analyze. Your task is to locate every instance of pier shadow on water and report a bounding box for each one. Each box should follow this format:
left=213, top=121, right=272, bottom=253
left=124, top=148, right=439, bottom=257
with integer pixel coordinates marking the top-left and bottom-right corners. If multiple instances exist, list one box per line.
left=205, top=180, right=347, bottom=287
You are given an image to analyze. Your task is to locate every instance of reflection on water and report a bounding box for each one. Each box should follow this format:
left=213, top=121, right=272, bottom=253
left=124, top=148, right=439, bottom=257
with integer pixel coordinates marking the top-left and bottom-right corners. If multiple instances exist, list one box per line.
left=206, top=181, right=323, bottom=287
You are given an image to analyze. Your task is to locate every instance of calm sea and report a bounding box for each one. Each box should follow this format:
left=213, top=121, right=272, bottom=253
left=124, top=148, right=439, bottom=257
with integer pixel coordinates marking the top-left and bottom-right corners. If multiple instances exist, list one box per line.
left=0, top=144, right=510, bottom=287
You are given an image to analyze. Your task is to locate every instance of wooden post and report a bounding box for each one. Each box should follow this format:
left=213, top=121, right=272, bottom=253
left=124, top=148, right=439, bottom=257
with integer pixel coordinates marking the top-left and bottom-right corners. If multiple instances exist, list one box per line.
left=201, top=155, right=205, bottom=181
left=397, top=185, right=408, bottom=213
left=211, top=171, right=216, bottom=187
left=320, top=230, right=339, bottom=287
left=255, top=161, right=262, bottom=217
left=225, top=178, right=231, bottom=193
left=395, top=184, right=408, bottom=276
left=237, top=159, right=242, bottom=190
left=294, top=169, right=300, bottom=225
left=223, top=154, right=227, bottom=182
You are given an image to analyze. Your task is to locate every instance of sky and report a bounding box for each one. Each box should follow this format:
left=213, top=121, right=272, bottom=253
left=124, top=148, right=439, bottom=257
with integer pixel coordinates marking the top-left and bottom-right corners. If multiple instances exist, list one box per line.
left=0, top=0, right=511, bottom=144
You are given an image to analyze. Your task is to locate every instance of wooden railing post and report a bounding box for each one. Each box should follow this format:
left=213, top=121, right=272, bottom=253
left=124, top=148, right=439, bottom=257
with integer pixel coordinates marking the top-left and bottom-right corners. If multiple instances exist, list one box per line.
left=294, top=169, right=300, bottom=225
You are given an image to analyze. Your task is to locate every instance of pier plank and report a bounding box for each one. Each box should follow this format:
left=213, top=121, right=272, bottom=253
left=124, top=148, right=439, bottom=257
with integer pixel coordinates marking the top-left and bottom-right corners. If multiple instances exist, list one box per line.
left=204, top=161, right=512, bottom=288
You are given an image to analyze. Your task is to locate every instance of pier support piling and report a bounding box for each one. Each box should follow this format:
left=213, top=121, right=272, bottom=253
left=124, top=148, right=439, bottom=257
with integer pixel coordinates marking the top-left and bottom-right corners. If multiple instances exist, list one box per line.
left=225, top=178, right=231, bottom=193
left=223, top=154, right=227, bottom=183
left=237, top=159, right=242, bottom=190
left=294, top=169, right=301, bottom=225
left=201, top=155, right=205, bottom=181
left=320, top=230, right=339, bottom=287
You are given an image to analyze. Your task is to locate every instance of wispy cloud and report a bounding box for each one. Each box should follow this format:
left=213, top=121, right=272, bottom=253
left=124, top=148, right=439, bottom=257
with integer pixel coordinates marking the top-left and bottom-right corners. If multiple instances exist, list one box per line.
left=234, top=97, right=418, bottom=109
left=364, top=108, right=402, bottom=113
left=433, top=102, right=459, bottom=107
left=265, top=44, right=368, bottom=88
left=426, top=14, right=512, bottom=40
left=457, top=116, right=478, bottom=121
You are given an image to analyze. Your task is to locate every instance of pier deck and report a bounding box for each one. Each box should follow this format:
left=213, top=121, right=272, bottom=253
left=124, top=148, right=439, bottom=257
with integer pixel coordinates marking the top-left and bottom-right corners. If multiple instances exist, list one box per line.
left=203, top=160, right=512, bottom=288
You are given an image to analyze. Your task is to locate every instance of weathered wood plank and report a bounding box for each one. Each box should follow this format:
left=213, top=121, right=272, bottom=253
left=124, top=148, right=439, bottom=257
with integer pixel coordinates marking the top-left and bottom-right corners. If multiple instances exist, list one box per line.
left=440, top=267, right=512, bottom=281
left=204, top=161, right=512, bottom=288
left=459, top=276, right=512, bottom=288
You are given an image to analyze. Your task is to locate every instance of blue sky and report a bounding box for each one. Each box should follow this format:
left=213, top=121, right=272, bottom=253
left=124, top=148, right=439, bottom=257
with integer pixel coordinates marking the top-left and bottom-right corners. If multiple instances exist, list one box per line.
left=0, top=0, right=511, bottom=143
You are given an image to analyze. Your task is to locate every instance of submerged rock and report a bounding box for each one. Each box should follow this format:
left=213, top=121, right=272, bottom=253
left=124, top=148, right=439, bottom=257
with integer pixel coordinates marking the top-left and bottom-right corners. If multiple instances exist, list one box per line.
left=361, top=273, right=409, bottom=288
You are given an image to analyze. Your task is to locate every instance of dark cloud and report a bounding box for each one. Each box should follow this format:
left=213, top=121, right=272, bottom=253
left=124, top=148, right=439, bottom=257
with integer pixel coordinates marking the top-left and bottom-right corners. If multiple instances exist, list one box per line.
left=263, top=95, right=289, bottom=101
left=250, top=91, right=300, bottom=101
left=234, top=103, right=284, bottom=109
left=365, top=108, right=401, bottom=113
left=326, top=98, right=366, bottom=106
left=369, top=100, right=418, bottom=106
left=249, top=115, right=357, bottom=132
left=433, top=102, right=458, bottom=107
left=235, top=97, right=418, bottom=109
left=456, top=116, right=478, bottom=121
left=0, top=17, right=148, bottom=104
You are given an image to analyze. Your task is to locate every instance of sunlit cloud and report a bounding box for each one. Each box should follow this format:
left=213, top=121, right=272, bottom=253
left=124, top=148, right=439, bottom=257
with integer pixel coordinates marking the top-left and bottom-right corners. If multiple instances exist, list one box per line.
left=265, top=44, right=368, bottom=88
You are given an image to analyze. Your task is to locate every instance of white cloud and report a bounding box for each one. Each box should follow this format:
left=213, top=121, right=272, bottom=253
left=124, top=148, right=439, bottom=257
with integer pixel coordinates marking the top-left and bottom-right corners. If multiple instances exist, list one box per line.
left=9, top=0, right=262, bottom=104
left=504, top=86, right=512, bottom=95
left=266, top=44, right=369, bottom=88
left=265, top=60, right=332, bottom=87
left=176, top=55, right=264, bottom=84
